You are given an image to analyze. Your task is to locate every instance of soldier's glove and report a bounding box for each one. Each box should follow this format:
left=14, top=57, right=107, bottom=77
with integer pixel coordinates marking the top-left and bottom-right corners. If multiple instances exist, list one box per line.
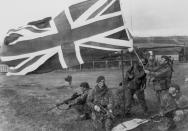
left=94, top=105, right=101, bottom=112
left=144, top=70, right=150, bottom=74
left=150, top=77, right=155, bottom=82
left=128, top=75, right=134, bottom=79
left=173, top=110, right=184, bottom=122
left=159, top=111, right=164, bottom=117
left=107, top=109, right=113, bottom=118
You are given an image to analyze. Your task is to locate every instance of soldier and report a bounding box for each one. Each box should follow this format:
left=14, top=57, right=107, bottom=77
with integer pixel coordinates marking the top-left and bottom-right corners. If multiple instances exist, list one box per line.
left=159, top=83, right=188, bottom=130
left=57, top=82, right=91, bottom=120
left=87, top=76, right=114, bottom=131
left=145, top=55, right=173, bottom=105
left=64, top=75, right=72, bottom=87
left=124, top=60, right=148, bottom=116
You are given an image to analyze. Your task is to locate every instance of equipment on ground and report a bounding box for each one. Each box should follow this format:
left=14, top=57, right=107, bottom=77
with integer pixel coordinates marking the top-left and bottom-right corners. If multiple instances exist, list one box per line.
left=112, top=106, right=188, bottom=131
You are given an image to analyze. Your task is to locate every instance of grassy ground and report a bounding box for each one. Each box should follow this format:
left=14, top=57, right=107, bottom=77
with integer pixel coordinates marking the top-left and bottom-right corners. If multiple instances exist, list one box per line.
left=0, top=63, right=188, bottom=131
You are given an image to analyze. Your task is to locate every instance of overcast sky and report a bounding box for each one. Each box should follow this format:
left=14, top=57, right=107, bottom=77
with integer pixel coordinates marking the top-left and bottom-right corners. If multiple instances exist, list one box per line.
left=0, top=0, right=188, bottom=43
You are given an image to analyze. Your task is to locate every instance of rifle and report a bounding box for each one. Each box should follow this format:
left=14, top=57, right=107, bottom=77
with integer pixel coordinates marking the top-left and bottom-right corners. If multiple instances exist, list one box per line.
left=151, top=105, right=188, bottom=120
left=47, top=92, right=81, bottom=112
left=112, top=105, right=188, bottom=131
left=96, top=104, right=115, bottom=119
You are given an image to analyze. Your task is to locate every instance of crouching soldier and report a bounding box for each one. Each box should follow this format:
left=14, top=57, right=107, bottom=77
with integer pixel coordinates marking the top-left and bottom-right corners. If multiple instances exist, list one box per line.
left=57, top=82, right=91, bottom=120
left=87, top=76, right=114, bottom=131
left=158, top=83, right=188, bottom=130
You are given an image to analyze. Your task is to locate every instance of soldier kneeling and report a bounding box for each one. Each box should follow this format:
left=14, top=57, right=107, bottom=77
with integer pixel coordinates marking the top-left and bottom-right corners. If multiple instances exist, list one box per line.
left=158, top=83, right=188, bottom=130
left=57, top=82, right=91, bottom=120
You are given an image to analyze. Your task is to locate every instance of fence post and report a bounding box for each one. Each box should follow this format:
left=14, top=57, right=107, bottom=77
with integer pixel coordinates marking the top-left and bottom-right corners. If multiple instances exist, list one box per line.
left=80, top=64, right=82, bottom=71
left=92, top=61, right=95, bottom=70
left=118, top=60, right=121, bottom=69
left=105, top=60, right=108, bottom=69
left=120, top=51, right=126, bottom=117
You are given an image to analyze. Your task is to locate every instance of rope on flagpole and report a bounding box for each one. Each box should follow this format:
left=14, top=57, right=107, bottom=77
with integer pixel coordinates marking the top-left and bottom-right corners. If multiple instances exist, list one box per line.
left=133, top=47, right=145, bottom=70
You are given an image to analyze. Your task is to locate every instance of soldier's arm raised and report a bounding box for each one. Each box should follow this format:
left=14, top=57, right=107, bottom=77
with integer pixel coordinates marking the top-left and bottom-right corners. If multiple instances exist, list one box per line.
left=150, top=67, right=170, bottom=78
left=156, top=68, right=170, bottom=78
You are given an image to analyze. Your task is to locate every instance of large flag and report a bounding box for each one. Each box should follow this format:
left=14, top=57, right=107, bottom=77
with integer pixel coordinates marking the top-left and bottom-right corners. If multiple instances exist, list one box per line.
left=0, top=0, right=133, bottom=75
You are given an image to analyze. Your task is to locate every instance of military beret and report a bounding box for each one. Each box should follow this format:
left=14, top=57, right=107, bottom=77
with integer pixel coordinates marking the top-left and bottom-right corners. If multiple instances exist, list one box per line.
left=170, top=83, right=180, bottom=91
left=161, top=55, right=170, bottom=61
left=96, top=76, right=105, bottom=83
left=80, top=82, right=90, bottom=89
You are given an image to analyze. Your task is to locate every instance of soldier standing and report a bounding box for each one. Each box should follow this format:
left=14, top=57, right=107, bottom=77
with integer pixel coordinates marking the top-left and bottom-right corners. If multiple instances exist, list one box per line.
left=145, top=55, right=173, bottom=105
left=87, top=76, right=114, bottom=131
left=124, top=60, right=148, bottom=116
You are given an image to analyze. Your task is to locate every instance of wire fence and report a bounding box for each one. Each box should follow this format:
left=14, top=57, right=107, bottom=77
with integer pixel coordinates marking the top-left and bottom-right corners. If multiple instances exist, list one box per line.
left=0, top=59, right=182, bottom=73
left=0, top=64, right=9, bottom=73
left=0, top=60, right=136, bottom=73
left=68, top=60, right=135, bottom=71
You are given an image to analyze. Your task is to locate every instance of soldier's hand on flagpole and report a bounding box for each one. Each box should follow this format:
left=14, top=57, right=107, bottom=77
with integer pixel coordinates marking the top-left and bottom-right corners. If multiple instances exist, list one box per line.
left=159, top=111, right=164, bottom=117
left=94, top=105, right=101, bottom=112
left=150, top=77, right=155, bottom=82
left=144, top=70, right=150, bottom=74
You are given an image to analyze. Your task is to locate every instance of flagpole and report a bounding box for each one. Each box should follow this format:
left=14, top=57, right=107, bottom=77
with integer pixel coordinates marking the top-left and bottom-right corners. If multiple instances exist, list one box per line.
left=120, top=50, right=126, bottom=117
left=119, top=0, right=132, bottom=117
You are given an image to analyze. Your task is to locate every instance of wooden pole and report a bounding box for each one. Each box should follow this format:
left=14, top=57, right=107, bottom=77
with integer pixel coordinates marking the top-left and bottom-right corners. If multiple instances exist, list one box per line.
left=184, top=43, right=186, bottom=62
left=121, top=50, right=126, bottom=117
left=92, top=61, right=95, bottom=70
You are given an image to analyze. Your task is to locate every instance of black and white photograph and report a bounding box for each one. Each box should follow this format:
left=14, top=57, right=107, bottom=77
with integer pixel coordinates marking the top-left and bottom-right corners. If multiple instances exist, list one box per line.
left=0, top=0, right=188, bottom=130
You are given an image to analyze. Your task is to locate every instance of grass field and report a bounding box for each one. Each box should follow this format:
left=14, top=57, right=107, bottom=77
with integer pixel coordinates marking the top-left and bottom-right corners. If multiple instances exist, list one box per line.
left=0, top=63, right=188, bottom=131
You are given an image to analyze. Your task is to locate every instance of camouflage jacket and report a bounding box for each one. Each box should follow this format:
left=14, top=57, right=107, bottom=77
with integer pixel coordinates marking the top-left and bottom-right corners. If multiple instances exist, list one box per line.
left=161, top=93, right=188, bottom=114
left=87, top=84, right=113, bottom=110
left=125, top=65, right=146, bottom=90
left=70, top=90, right=90, bottom=105
left=149, top=63, right=172, bottom=90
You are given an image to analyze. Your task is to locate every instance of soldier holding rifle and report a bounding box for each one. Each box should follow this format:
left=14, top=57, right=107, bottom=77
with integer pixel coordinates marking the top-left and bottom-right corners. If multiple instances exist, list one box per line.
left=87, top=76, right=114, bottom=131
left=50, top=82, right=91, bottom=120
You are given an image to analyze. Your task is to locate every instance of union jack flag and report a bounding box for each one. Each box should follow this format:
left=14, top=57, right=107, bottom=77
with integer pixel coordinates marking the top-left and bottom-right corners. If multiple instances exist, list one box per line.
left=0, top=0, right=133, bottom=75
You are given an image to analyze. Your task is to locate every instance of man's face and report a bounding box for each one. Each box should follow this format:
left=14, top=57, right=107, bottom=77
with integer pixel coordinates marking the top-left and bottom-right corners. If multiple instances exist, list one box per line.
left=149, top=55, right=154, bottom=60
left=98, top=80, right=105, bottom=88
left=81, top=86, right=85, bottom=92
left=169, top=87, right=178, bottom=97
left=140, top=59, right=146, bottom=66
left=160, top=58, right=166, bottom=65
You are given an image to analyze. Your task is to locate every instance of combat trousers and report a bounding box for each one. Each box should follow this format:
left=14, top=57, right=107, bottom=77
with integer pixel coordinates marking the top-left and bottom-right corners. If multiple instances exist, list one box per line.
left=125, top=88, right=148, bottom=114
left=155, top=90, right=168, bottom=109
left=158, top=112, right=176, bottom=131
left=92, top=112, right=113, bottom=131
left=72, top=104, right=91, bottom=116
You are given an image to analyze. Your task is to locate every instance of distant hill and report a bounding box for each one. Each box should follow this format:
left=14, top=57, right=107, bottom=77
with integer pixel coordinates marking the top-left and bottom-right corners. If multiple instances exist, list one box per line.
left=133, top=36, right=188, bottom=55
left=134, top=36, right=188, bottom=45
